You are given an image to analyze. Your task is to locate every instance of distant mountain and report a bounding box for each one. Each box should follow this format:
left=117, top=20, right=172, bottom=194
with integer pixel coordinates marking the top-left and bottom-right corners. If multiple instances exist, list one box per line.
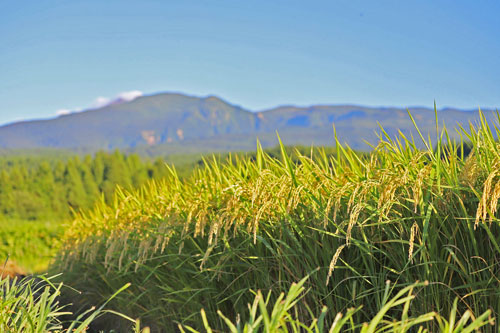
left=0, top=92, right=497, bottom=154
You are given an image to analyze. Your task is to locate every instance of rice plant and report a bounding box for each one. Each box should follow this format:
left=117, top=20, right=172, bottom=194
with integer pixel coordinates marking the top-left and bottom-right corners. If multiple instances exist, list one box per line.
left=52, top=108, right=500, bottom=331
left=180, top=277, right=494, bottom=332
left=0, top=273, right=143, bottom=332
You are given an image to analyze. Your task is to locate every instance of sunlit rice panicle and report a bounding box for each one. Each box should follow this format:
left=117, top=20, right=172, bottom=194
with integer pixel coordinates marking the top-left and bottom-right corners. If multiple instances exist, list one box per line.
left=132, top=237, right=148, bottom=271
left=326, top=244, right=345, bottom=286
left=413, top=164, right=431, bottom=213
left=489, top=180, right=500, bottom=221
left=347, top=184, right=360, bottom=213
left=408, top=222, right=418, bottom=261
left=118, top=232, right=130, bottom=270
left=287, top=184, right=304, bottom=214
left=346, top=203, right=363, bottom=245
left=104, top=233, right=119, bottom=269
left=323, top=198, right=333, bottom=228
left=475, top=162, right=500, bottom=228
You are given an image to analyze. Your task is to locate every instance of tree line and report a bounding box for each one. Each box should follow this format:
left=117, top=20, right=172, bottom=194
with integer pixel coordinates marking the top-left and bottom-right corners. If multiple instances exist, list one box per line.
left=0, top=151, right=171, bottom=221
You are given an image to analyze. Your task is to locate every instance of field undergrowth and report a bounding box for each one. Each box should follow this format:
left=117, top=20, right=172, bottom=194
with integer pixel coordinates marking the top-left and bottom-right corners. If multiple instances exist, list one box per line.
left=24, top=110, right=500, bottom=331
left=0, top=219, right=63, bottom=272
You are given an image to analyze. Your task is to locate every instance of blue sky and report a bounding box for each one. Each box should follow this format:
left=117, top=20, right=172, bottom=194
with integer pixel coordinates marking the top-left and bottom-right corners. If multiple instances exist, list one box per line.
left=1, top=0, right=499, bottom=125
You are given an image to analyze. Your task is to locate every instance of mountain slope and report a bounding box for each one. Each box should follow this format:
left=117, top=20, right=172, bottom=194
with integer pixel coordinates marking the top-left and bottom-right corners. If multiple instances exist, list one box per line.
left=0, top=92, right=496, bottom=152
left=0, top=93, right=257, bottom=150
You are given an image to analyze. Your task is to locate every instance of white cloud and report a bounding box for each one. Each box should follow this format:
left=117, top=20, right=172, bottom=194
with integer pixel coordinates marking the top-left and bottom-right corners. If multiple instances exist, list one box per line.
left=55, top=109, right=72, bottom=116
left=93, top=96, right=112, bottom=108
left=55, top=107, right=83, bottom=116
left=54, top=90, right=143, bottom=116
left=90, top=90, right=142, bottom=108
left=118, top=90, right=143, bottom=101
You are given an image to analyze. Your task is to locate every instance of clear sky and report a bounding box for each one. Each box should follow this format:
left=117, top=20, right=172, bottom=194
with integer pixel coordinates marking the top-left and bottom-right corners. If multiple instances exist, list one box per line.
left=1, top=0, right=499, bottom=125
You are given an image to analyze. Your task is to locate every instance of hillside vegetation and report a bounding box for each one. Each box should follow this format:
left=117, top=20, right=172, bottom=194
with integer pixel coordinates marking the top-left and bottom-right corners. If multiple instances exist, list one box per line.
left=0, top=151, right=172, bottom=220
left=47, top=111, right=500, bottom=331
left=1, top=92, right=498, bottom=152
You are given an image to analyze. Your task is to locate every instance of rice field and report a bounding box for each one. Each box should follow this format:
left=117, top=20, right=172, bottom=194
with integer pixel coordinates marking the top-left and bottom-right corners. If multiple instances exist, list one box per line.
left=4, top=109, right=500, bottom=331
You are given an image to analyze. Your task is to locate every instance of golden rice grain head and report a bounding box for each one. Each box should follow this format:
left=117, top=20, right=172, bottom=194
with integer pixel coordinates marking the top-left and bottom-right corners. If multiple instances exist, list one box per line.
left=326, top=245, right=346, bottom=286
left=346, top=203, right=363, bottom=245
left=475, top=167, right=498, bottom=228
left=408, top=222, right=418, bottom=261
left=488, top=180, right=500, bottom=223
left=323, top=198, right=333, bottom=228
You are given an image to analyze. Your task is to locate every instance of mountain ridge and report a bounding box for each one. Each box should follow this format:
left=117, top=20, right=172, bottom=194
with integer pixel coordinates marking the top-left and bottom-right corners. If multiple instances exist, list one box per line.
left=0, top=92, right=497, bottom=154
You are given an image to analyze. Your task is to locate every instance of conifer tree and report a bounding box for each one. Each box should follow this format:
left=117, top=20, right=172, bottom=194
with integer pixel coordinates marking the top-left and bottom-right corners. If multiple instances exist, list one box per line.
left=64, top=158, right=87, bottom=210
left=80, top=162, right=99, bottom=208
left=92, top=151, right=106, bottom=187
left=127, top=154, right=148, bottom=188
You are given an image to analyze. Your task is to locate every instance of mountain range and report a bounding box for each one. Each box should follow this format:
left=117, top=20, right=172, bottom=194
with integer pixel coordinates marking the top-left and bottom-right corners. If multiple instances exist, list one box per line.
left=0, top=92, right=497, bottom=154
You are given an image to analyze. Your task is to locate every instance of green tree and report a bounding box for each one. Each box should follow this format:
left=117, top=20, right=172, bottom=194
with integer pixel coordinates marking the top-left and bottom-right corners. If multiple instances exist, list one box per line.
left=80, top=162, right=99, bottom=208
left=101, top=150, right=131, bottom=202
left=64, top=159, right=88, bottom=211
left=92, top=152, right=106, bottom=187
left=127, top=154, right=148, bottom=188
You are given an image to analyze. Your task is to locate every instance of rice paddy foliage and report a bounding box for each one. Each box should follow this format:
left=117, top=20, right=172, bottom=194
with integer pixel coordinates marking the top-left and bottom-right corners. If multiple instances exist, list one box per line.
left=53, top=109, right=500, bottom=331
left=181, top=277, right=494, bottom=332
left=0, top=273, right=141, bottom=332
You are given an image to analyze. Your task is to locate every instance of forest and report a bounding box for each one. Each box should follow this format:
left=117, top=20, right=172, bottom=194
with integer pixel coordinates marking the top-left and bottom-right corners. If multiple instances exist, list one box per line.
left=0, top=151, right=171, bottom=221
